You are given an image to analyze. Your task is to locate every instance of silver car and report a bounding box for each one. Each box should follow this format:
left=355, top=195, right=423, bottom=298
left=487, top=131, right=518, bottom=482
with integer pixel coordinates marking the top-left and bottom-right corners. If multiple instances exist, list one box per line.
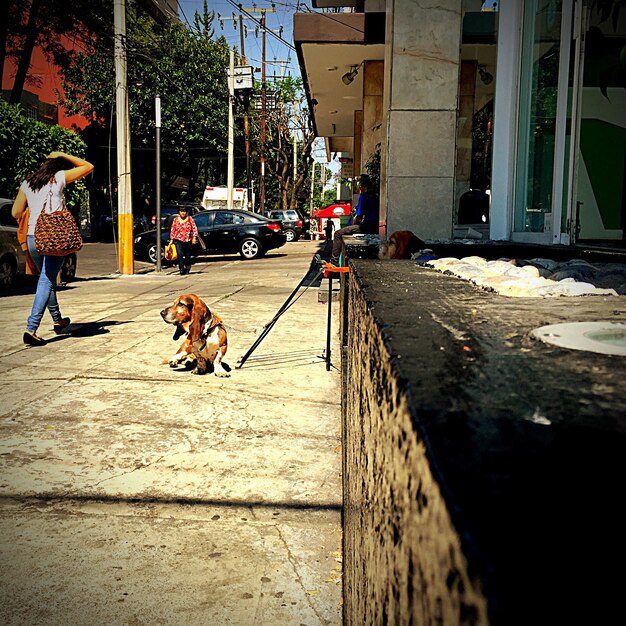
left=0, top=198, right=26, bottom=288
left=0, top=197, right=77, bottom=288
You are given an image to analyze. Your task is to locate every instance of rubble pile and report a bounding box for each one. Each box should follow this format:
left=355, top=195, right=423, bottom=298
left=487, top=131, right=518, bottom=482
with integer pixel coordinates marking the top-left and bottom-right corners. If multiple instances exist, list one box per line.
left=424, top=256, right=626, bottom=298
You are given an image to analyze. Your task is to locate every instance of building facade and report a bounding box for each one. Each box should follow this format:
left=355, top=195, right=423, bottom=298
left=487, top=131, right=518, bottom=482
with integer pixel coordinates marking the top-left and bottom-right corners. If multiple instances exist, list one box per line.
left=294, top=0, right=626, bottom=248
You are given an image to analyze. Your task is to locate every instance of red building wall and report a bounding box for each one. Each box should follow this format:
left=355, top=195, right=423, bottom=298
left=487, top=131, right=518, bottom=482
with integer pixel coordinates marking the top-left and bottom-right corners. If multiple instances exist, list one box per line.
left=2, top=37, right=89, bottom=130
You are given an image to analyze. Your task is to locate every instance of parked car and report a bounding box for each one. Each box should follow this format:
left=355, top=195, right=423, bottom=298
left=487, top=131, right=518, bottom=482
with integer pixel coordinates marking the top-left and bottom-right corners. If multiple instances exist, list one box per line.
left=150, top=203, right=202, bottom=229
left=267, top=209, right=309, bottom=242
left=0, top=197, right=77, bottom=287
left=134, top=208, right=287, bottom=263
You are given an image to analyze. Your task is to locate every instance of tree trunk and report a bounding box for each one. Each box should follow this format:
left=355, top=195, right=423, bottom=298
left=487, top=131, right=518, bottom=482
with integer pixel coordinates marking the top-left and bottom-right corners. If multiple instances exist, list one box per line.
left=0, top=1, right=12, bottom=87
left=9, top=0, right=41, bottom=105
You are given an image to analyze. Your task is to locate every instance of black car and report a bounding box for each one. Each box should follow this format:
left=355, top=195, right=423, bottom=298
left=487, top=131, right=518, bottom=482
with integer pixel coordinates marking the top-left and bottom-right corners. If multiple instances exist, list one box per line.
left=267, top=209, right=309, bottom=242
left=134, top=208, right=287, bottom=263
left=150, top=203, right=202, bottom=229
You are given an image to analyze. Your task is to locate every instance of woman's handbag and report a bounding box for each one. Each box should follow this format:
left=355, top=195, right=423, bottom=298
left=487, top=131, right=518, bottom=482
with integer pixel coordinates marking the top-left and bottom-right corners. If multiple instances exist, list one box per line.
left=164, top=240, right=177, bottom=262
left=34, top=186, right=83, bottom=256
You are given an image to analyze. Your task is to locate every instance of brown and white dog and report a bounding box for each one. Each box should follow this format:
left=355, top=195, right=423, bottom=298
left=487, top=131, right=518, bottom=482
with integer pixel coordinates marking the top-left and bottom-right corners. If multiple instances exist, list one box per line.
left=160, top=294, right=230, bottom=377
left=378, top=230, right=425, bottom=260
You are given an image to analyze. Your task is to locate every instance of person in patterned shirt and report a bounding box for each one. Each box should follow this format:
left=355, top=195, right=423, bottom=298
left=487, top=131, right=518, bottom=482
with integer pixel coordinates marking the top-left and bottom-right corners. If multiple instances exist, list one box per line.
left=169, top=206, right=198, bottom=275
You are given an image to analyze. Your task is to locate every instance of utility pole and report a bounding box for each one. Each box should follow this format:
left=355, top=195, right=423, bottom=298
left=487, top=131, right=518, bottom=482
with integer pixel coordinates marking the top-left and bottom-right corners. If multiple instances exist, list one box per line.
left=293, top=99, right=297, bottom=187
left=227, top=49, right=235, bottom=211
left=309, top=156, right=316, bottom=215
left=260, top=11, right=266, bottom=215
left=237, top=6, right=276, bottom=214
left=113, top=0, right=133, bottom=274
left=239, top=15, right=252, bottom=211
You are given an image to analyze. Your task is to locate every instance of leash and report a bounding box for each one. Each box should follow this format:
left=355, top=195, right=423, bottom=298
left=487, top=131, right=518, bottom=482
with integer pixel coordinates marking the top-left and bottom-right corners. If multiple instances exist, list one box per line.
left=236, top=255, right=325, bottom=369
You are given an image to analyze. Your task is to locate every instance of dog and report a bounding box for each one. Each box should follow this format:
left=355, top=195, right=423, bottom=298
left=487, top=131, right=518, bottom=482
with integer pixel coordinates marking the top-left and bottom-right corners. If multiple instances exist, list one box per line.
left=378, top=230, right=425, bottom=260
left=160, top=294, right=229, bottom=377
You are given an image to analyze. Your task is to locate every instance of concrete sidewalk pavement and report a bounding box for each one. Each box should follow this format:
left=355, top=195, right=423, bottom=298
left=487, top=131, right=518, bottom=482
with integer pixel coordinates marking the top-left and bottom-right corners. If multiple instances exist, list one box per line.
left=0, top=242, right=343, bottom=625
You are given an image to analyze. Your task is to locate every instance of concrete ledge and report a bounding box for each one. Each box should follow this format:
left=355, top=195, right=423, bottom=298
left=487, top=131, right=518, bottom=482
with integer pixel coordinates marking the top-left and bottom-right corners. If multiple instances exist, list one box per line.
left=343, top=259, right=626, bottom=624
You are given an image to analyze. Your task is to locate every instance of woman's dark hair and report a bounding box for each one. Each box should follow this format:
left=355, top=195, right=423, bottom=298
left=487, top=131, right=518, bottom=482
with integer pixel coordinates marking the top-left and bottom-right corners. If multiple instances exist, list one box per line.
left=25, top=157, right=71, bottom=191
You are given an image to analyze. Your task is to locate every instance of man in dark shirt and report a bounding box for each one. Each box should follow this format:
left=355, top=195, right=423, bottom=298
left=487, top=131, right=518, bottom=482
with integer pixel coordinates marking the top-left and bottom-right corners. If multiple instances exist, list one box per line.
left=330, top=174, right=379, bottom=265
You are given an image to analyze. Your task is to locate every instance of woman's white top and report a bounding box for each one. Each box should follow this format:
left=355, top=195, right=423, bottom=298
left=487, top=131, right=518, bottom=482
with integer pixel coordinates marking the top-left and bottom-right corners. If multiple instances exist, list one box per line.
left=20, top=170, right=66, bottom=235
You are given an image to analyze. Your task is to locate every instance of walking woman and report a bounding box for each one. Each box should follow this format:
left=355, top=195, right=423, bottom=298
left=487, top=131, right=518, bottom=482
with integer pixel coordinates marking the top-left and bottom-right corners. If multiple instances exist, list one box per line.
left=11, top=151, right=94, bottom=346
left=169, top=206, right=198, bottom=275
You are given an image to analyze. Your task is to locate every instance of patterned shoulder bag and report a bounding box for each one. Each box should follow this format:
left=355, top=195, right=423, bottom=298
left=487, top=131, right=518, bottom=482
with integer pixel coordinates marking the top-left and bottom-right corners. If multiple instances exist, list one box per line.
left=34, top=182, right=83, bottom=256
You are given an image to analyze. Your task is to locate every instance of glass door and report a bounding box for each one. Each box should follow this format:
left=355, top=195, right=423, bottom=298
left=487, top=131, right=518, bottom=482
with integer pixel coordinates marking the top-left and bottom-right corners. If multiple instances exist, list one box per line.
left=570, top=2, right=626, bottom=243
left=513, top=0, right=565, bottom=241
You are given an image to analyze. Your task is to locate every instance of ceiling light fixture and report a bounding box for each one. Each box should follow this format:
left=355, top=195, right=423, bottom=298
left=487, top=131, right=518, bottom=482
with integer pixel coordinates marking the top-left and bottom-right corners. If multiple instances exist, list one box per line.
left=341, top=64, right=360, bottom=86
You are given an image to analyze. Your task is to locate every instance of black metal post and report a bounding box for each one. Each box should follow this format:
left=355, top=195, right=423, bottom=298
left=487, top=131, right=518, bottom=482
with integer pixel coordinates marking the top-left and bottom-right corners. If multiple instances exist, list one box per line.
left=155, top=95, right=162, bottom=271
left=326, top=274, right=332, bottom=371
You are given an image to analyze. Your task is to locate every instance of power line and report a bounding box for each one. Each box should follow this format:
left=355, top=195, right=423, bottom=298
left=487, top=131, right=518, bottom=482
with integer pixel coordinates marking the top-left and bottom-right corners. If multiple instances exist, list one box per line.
left=225, top=1, right=296, bottom=51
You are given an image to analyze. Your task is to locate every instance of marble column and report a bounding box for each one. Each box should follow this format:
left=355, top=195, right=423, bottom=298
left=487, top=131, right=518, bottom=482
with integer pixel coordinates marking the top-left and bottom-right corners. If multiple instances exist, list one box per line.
left=382, top=0, right=462, bottom=239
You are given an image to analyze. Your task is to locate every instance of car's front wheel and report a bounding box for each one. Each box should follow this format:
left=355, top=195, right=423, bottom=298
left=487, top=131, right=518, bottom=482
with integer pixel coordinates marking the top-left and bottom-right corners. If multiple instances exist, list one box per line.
left=239, top=237, right=262, bottom=260
left=284, top=228, right=297, bottom=242
left=0, top=256, right=16, bottom=288
left=147, top=242, right=163, bottom=264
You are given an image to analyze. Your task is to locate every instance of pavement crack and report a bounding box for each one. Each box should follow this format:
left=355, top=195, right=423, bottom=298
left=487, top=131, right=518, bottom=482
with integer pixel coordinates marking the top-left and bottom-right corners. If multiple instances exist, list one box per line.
left=274, top=525, right=327, bottom=624
left=69, top=436, right=195, bottom=493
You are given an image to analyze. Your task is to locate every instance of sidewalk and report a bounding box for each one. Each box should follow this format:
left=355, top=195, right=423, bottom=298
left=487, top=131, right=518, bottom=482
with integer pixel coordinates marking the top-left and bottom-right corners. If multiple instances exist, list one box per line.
left=0, top=242, right=343, bottom=625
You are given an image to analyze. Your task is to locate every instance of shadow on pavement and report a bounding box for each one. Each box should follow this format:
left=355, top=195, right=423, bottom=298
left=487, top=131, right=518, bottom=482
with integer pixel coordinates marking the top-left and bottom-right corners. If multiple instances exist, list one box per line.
left=62, top=320, right=132, bottom=338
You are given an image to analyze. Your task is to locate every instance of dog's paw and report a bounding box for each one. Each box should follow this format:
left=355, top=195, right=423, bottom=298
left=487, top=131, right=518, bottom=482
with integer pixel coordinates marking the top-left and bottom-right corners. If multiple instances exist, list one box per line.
left=215, top=369, right=230, bottom=378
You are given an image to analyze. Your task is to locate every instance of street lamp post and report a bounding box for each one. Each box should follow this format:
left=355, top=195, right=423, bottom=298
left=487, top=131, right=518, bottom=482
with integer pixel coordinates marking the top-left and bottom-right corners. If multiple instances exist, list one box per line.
left=155, top=95, right=162, bottom=272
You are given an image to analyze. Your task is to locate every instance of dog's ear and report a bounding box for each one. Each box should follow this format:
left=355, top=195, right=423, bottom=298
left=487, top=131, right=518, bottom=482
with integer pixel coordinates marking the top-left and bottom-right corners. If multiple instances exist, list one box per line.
left=173, top=324, right=185, bottom=340
left=189, top=297, right=209, bottom=342
left=408, top=234, right=426, bottom=255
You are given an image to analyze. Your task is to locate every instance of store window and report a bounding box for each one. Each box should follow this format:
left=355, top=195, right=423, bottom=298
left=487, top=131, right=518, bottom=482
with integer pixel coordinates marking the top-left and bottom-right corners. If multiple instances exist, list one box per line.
left=514, top=0, right=563, bottom=234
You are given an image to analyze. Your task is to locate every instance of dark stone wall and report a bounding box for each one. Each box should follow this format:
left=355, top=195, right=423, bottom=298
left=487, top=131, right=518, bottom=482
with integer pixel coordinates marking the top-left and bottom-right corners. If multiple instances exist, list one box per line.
left=342, top=259, right=626, bottom=625
left=343, top=269, right=489, bottom=625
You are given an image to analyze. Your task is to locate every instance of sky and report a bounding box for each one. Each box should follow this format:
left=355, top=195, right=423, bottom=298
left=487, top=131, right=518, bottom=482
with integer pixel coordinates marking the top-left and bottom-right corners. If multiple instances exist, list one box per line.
left=178, top=0, right=302, bottom=82
left=177, top=1, right=341, bottom=176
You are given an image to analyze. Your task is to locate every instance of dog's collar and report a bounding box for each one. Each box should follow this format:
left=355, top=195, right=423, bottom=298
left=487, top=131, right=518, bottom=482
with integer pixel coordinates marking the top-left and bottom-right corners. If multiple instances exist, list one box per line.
left=203, top=314, right=224, bottom=335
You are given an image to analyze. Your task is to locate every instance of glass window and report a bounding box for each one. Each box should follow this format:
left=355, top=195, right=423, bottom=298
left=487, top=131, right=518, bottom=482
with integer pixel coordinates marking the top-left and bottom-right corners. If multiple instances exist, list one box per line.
left=213, top=211, right=235, bottom=226
left=193, top=213, right=211, bottom=228
left=514, top=0, right=563, bottom=233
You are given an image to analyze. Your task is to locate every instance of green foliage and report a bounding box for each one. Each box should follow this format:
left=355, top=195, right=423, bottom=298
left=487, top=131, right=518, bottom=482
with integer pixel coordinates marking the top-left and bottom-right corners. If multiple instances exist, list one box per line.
left=0, top=99, right=88, bottom=208
left=256, top=76, right=316, bottom=211
left=365, top=147, right=381, bottom=193
left=3, top=0, right=111, bottom=103
left=59, top=0, right=235, bottom=200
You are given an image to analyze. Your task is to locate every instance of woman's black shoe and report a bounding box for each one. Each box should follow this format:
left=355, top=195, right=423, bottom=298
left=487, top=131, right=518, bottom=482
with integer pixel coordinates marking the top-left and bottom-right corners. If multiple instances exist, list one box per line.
left=53, top=317, right=71, bottom=334
left=23, top=332, right=45, bottom=346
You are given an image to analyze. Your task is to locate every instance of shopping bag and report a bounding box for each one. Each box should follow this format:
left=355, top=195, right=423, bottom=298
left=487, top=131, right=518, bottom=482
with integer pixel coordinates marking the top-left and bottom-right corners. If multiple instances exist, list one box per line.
left=164, top=241, right=177, bottom=262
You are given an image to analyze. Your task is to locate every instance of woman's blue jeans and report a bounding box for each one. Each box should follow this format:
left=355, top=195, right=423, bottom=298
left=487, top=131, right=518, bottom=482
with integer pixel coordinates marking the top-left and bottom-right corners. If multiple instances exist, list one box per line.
left=26, top=235, right=65, bottom=332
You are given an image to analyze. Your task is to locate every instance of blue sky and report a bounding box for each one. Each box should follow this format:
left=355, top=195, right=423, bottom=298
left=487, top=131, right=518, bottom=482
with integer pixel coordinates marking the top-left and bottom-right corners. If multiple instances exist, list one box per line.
left=178, top=0, right=302, bottom=81
left=178, top=1, right=334, bottom=167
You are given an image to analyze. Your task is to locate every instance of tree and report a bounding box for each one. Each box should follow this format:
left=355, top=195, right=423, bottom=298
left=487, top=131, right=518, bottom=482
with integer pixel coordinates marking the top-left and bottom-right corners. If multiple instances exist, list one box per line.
left=59, top=0, right=243, bottom=203
left=3, top=0, right=110, bottom=104
left=255, top=76, right=315, bottom=212
left=0, top=99, right=89, bottom=209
